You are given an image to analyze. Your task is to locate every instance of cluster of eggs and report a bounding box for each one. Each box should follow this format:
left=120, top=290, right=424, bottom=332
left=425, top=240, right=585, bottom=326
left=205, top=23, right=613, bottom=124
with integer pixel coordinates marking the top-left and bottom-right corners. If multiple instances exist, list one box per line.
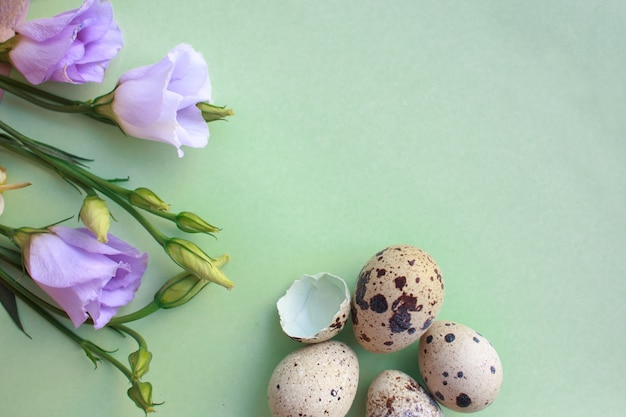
left=268, top=244, right=503, bottom=417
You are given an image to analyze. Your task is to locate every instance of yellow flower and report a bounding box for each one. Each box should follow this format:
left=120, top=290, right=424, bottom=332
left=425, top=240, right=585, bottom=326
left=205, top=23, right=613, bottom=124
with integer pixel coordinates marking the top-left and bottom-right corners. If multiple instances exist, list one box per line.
left=0, top=166, right=31, bottom=215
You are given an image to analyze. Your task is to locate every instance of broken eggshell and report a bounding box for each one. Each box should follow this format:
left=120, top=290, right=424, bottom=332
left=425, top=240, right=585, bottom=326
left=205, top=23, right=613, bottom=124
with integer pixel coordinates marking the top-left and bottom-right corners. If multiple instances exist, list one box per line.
left=277, top=272, right=350, bottom=343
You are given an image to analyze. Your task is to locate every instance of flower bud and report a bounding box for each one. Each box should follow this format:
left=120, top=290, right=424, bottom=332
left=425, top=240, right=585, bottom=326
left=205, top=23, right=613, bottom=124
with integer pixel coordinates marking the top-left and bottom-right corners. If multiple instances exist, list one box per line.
left=129, top=347, right=152, bottom=380
left=163, top=238, right=234, bottom=290
left=176, top=211, right=220, bottom=234
left=154, top=272, right=207, bottom=309
left=154, top=254, right=229, bottom=308
left=196, top=102, right=234, bottom=122
left=79, top=195, right=110, bottom=242
left=127, top=380, right=157, bottom=414
left=129, top=187, right=171, bottom=212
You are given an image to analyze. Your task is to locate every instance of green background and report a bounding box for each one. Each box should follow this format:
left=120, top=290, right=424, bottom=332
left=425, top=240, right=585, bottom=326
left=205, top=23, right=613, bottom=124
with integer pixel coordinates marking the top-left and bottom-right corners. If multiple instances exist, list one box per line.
left=1, top=1, right=625, bottom=416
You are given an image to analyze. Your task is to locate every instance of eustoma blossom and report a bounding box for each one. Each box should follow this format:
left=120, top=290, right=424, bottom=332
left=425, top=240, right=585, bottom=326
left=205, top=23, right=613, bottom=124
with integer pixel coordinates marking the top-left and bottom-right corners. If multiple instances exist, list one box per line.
left=0, top=1, right=235, bottom=413
left=12, top=226, right=149, bottom=329
left=4, top=0, right=123, bottom=84
left=93, top=43, right=220, bottom=157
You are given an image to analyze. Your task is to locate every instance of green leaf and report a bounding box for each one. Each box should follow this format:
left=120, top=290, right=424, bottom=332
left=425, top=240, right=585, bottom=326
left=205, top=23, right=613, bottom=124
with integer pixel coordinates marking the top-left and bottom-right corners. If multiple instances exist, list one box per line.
left=0, top=279, right=30, bottom=338
left=0, top=132, right=91, bottom=166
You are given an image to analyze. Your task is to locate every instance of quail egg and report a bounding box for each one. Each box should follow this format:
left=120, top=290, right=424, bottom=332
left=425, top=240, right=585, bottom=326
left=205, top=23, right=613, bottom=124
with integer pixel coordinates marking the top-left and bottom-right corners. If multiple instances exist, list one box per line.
left=366, top=369, right=444, bottom=417
left=268, top=340, right=359, bottom=417
left=351, top=244, right=445, bottom=353
left=418, top=321, right=503, bottom=412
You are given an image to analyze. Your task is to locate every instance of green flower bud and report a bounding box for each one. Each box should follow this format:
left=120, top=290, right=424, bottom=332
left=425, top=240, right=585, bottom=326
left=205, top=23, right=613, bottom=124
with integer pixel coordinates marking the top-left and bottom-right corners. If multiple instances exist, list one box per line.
left=127, top=380, right=157, bottom=414
left=129, top=347, right=152, bottom=380
left=79, top=195, right=110, bottom=242
left=176, top=211, right=220, bottom=234
left=154, top=255, right=229, bottom=308
left=163, top=238, right=234, bottom=290
left=196, top=102, right=234, bottom=122
left=129, top=187, right=171, bottom=212
left=154, top=272, right=207, bottom=309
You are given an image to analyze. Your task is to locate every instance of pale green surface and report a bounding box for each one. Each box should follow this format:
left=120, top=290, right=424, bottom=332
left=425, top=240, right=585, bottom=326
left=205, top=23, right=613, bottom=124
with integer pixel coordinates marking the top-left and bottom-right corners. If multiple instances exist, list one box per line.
left=1, top=1, right=625, bottom=416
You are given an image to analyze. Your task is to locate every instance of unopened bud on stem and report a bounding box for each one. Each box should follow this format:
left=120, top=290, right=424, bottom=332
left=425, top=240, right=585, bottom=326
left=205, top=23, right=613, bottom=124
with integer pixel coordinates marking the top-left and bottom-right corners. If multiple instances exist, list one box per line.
left=129, top=187, right=171, bottom=212
left=154, top=255, right=230, bottom=308
left=79, top=195, right=111, bottom=242
left=164, top=238, right=233, bottom=290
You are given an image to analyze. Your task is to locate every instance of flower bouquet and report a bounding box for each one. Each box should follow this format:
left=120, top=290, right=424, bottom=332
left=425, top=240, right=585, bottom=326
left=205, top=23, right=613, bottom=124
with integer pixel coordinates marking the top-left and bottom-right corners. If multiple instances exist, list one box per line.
left=0, top=0, right=233, bottom=413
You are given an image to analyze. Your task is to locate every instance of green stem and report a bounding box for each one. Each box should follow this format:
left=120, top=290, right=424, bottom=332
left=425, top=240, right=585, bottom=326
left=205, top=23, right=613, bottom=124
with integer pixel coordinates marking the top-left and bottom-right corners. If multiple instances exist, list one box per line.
left=1, top=121, right=203, bottom=234
left=0, top=223, right=14, bottom=239
left=0, top=74, right=92, bottom=112
left=0, top=75, right=117, bottom=126
left=83, top=341, right=133, bottom=380
left=111, top=323, right=148, bottom=350
left=109, top=301, right=160, bottom=325
left=0, top=244, right=21, bottom=266
left=0, top=74, right=75, bottom=105
left=0, top=121, right=169, bottom=246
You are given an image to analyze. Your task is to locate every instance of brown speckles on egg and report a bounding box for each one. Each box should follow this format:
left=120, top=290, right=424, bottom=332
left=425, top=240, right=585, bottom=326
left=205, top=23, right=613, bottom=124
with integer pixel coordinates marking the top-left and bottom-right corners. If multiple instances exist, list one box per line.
left=351, top=245, right=445, bottom=353
left=354, top=269, right=372, bottom=311
left=394, top=275, right=407, bottom=289
left=421, top=317, right=434, bottom=331
left=418, top=321, right=503, bottom=412
left=389, top=293, right=419, bottom=333
left=369, top=294, right=388, bottom=313
left=456, top=393, right=472, bottom=408
left=366, top=370, right=444, bottom=417
left=329, top=316, right=344, bottom=330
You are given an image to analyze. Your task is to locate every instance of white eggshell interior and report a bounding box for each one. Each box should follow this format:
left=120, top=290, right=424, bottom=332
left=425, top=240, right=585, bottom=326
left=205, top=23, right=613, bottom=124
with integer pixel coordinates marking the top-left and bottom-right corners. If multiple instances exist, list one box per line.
left=277, top=272, right=349, bottom=339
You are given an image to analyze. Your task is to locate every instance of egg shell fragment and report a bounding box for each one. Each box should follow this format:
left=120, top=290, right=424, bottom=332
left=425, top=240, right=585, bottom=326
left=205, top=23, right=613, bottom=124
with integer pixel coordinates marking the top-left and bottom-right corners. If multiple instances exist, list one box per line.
left=268, top=340, right=359, bottom=417
left=351, top=244, right=445, bottom=353
left=277, top=272, right=351, bottom=343
left=418, top=321, right=503, bottom=412
left=366, top=370, right=444, bottom=417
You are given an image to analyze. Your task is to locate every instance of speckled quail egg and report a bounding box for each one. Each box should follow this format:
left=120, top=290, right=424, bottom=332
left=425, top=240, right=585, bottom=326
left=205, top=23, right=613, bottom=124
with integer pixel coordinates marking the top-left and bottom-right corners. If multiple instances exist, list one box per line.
left=418, top=321, right=503, bottom=412
left=277, top=272, right=350, bottom=343
left=268, top=340, right=359, bottom=417
left=351, top=244, right=445, bottom=353
left=366, top=370, right=444, bottom=417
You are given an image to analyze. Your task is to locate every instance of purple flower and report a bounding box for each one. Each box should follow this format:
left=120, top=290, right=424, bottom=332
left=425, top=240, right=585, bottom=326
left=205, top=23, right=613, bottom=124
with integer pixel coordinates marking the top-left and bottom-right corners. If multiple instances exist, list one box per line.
left=9, top=0, right=123, bottom=84
left=95, top=43, right=213, bottom=157
left=20, top=226, right=148, bottom=329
